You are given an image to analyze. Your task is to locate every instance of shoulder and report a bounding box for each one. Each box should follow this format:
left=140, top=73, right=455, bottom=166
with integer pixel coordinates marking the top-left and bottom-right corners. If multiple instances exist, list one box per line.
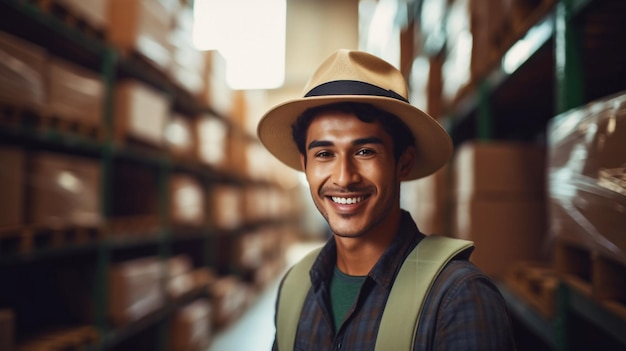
left=432, top=260, right=503, bottom=304
left=415, top=260, right=515, bottom=350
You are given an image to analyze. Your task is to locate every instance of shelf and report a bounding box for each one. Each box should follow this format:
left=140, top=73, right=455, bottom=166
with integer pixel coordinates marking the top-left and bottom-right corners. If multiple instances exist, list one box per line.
left=92, top=288, right=210, bottom=351
left=0, top=242, right=99, bottom=266
left=0, top=0, right=107, bottom=70
left=498, top=283, right=558, bottom=349
left=564, top=284, right=626, bottom=346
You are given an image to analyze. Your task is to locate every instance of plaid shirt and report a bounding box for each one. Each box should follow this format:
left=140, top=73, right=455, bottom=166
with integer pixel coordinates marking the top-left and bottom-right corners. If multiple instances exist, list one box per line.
left=273, top=211, right=515, bottom=350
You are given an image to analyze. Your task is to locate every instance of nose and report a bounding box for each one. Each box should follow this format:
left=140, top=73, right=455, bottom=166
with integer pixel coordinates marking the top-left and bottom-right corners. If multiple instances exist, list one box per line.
left=332, top=155, right=361, bottom=187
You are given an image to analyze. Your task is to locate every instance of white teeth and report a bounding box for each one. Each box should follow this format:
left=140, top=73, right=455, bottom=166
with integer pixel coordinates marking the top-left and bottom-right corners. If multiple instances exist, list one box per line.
left=331, top=196, right=364, bottom=205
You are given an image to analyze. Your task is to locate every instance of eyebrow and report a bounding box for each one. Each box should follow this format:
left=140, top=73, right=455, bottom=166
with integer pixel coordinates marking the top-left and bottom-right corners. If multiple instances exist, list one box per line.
left=307, top=137, right=384, bottom=150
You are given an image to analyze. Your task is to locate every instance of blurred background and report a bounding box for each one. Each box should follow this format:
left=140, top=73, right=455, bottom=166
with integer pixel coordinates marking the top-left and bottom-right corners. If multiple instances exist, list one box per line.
left=0, top=0, right=625, bottom=350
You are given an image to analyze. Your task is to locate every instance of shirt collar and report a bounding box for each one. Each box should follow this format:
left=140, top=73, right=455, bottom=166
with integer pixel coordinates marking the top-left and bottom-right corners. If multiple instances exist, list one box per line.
left=309, top=210, right=425, bottom=290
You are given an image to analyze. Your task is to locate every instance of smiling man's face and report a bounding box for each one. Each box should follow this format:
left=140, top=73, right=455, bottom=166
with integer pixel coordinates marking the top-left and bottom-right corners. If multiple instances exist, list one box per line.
left=300, top=110, right=410, bottom=239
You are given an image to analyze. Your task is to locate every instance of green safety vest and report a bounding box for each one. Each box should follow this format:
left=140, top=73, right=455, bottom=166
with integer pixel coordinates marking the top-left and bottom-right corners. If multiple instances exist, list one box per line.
left=277, top=235, right=474, bottom=351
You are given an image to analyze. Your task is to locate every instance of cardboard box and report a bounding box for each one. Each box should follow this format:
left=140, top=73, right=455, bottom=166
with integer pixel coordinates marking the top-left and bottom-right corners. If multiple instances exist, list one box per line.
left=109, top=256, right=164, bottom=325
left=169, top=174, right=205, bottom=226
left=210, top=185, right=243, bottom=230
left=199, top=50, right=233, bottom=116
left=451, top=141, right=549, bottom=278
left=164, top=113, right=197, bottom=156
left=453, top=141, right=546, bottom=198
left=196, top=114, right=228, bottom=168
left=0, top=147, right=25, bottom=228
left=453, top=197, right=548, bottom=278
left=29, top=152, right=102, bottom=227
left=210, top=276, right=249, bottom=329
left=171, top=299, right=213, bottom=351
left=114, top=80, right=170, bottom=146
left=56, top=0, right=108, bottom=31
left=403, top=165, right=450, bottom=235
left=0, top=31, right=47, bottom=107
left=107, top=0, right=172, bottom=70
left=46, top=57, right=104, bottom=125
left=167, top=255, right=195, bottom=298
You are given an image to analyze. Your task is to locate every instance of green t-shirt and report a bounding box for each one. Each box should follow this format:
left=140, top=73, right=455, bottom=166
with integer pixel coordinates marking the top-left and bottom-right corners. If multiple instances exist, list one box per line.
left=330, top=266, right=367, bottom=331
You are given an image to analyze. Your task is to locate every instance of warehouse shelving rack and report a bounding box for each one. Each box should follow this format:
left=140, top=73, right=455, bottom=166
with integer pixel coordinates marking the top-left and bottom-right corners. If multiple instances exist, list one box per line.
left=427, top=0, right=626, bottom=350
left=0, top=0, right=294, bottom=349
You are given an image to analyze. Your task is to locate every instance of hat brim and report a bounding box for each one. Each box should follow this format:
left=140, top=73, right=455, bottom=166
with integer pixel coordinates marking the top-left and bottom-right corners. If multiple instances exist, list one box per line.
left=257, top=95, right=453, bottom=180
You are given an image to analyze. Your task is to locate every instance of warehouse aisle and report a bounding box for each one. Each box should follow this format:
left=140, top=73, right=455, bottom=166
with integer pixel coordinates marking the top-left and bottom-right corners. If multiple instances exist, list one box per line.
left=207, top=274, right=279, bottom=351
left=208, top=241, right=325, bottom=351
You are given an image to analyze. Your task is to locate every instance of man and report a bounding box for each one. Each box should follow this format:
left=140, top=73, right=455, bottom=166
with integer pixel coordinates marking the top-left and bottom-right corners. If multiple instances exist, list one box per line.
left=257, top=49, right=515, bottom=350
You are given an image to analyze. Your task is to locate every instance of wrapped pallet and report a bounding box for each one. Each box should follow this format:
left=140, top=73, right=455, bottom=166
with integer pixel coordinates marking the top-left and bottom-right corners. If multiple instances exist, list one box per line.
left=548, top=91, right=626, bottom=266
left=451, top=141, right=548, bottom=278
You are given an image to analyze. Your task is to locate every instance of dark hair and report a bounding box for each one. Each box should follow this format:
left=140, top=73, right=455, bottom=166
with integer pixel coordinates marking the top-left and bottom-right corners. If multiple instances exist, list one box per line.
left=291, top=102, right=415, bottom=163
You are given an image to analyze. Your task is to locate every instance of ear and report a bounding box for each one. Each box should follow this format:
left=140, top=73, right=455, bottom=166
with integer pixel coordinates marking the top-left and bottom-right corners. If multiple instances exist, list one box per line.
left=397, top=146, right=416, bottom=179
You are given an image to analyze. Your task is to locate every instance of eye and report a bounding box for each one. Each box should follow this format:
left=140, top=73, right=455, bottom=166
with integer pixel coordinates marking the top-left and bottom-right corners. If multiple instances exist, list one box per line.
left=314, top=150, right=334, bottom=158
left=356, top=148, right=375, bottom=156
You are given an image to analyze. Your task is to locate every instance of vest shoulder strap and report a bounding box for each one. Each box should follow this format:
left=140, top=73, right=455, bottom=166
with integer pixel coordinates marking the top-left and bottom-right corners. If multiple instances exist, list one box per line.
left=374, top=235, right=473, bottom=350
left=277, top=246, right=322, bottom=351
left=276, top=236, right=473, bottom=351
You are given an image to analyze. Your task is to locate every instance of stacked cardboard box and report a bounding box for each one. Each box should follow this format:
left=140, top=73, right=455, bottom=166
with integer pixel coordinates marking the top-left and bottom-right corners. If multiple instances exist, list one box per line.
left=45, top=57, right=104, bottom=126
left=200, top=51, right=234, bottom=117
left=0, top=31, right=47, bottom=108
left=108, top=256, right=164, bottom=326
left=164, top=113, right=197, bottom=157
left=210, top=185, right=243, bottom=230
left=55, top=0, right=108, bottom=33
left=402, top=165, right=450, bottom=236
left=28, top=152, right=102, bottom=228
left=170, top=299, right=213, bottom=351
left=168, top=4, right=205, bottom=95
left=442, top=0, right=516, bottom=106
left=114, top=80, right=171, bottom=146
left=548, top=92, right=626, bottom=265
left=196, top=114, right=229, bottom=168
left=107, top=0, right=173, bottom=71
left=451, top=141, right=548, bottom=278
left=210, top=276, right=251, bottom=330
left=169, top=174, right=206, bottom=227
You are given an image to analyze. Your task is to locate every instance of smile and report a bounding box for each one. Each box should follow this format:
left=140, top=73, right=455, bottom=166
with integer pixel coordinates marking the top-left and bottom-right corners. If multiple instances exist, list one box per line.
left=331, top=196, right=365, bottom=205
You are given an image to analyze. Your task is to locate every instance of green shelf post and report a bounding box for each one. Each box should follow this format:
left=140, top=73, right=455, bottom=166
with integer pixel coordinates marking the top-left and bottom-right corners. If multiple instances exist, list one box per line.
left=554, top=282, right=572, bottom=351
left=477, top=80, right=493, bottom=140
left=555, top=0, right=585, bottom=114
left=93, top=47, right=119, bottom=337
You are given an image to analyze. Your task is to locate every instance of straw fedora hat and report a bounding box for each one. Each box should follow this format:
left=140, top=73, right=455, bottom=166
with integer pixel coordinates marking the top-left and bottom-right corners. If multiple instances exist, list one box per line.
left=257, top=49, right=452, bottom=180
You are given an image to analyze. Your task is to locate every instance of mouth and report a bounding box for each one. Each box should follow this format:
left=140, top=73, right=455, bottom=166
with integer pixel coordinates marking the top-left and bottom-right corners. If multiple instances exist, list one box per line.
left=330, top=195, right=366, bottom=205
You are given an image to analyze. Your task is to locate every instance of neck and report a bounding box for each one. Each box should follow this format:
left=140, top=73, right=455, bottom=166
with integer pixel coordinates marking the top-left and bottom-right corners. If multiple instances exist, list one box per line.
left=334, top=209, right=402, bottom=276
